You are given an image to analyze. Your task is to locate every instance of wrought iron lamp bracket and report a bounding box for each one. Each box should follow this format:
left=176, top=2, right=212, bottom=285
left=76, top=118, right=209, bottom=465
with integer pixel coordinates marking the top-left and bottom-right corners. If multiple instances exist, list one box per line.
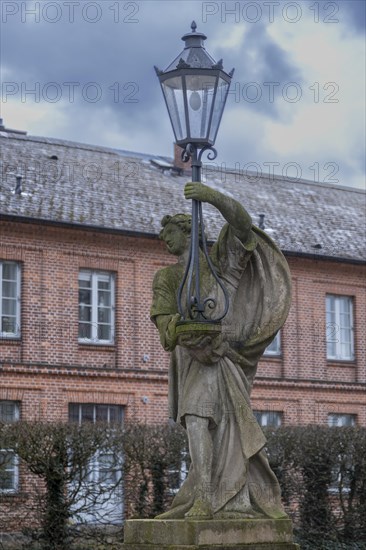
left=177, top=142, right=229, bottom=326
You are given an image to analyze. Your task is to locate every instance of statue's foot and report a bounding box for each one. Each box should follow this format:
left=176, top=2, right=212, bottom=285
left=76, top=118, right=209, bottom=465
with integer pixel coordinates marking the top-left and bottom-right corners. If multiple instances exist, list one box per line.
left=185, top=499, right=213, bottom=519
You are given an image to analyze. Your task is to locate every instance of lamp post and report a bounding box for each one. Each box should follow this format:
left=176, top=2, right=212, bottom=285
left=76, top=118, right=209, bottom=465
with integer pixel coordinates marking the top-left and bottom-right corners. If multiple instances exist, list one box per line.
left=155, top=21, right=234, bottom=331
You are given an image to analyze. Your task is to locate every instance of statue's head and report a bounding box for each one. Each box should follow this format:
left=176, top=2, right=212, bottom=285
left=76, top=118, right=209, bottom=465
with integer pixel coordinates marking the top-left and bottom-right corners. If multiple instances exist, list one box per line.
left=159, top=214, right=192, bottom=256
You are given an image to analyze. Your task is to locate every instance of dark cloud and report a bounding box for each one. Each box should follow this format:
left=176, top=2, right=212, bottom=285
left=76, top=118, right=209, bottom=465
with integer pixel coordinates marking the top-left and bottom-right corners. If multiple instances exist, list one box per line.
left=1, top=2, right=301, bottom=121
left=0, top=0, right=364, bottom=188
left=1, top=2, right=203, bottom=125
left=221, top=22, right=303, bottom=119
left=339, top=0, right=366, bottom=34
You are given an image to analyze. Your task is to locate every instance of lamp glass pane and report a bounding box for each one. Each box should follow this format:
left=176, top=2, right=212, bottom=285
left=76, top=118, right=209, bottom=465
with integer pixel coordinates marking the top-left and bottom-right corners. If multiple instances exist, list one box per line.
left=185, top=75, right=216, bottom=140
left=161, top=77, right=186, bottom=141
left=209, top=77, right=230, bottom=141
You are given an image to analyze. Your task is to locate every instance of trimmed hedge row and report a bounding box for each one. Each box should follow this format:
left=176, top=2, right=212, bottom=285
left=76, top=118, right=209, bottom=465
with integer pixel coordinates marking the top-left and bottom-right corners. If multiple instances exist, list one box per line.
left=264, top=426, right=366, bottom=547
left=122, top=424, right=366, bottom=547
left=1, top=423, right=366, bottom=549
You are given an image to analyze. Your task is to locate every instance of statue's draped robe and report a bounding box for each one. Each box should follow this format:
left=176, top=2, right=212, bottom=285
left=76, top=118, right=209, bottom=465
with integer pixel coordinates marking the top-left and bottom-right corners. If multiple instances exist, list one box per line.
left=151, top=224, right=292, bottom=518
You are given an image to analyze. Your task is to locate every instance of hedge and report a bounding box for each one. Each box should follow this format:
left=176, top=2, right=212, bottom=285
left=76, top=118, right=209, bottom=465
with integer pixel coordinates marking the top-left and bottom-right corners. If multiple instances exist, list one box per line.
left=1, top=423, right=366, bottom=549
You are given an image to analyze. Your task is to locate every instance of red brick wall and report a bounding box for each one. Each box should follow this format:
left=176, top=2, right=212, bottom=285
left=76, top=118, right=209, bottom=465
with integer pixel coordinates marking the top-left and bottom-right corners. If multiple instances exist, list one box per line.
left=1, top=218, right=365, bottom=530
left=1, top=219, right=365, bottom=427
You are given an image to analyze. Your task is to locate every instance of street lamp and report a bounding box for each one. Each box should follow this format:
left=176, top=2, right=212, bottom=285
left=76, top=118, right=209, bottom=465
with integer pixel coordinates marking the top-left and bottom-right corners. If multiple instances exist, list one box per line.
left=155, top=21, right=234, bottom=332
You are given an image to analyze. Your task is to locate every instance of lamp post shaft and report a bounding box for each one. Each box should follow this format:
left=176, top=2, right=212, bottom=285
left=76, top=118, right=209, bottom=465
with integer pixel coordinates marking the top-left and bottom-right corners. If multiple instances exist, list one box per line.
left=190, top=147, right=202, bottom=320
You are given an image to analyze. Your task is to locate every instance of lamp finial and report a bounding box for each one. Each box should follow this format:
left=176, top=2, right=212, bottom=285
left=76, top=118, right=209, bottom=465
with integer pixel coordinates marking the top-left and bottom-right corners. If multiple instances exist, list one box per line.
left=191, top=21, right=197, bottom=32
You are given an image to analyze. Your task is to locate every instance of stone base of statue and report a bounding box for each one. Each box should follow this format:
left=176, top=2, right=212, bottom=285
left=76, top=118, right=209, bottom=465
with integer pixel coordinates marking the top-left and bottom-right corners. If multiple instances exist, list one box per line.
left=122, top=518, right=300, bottom=549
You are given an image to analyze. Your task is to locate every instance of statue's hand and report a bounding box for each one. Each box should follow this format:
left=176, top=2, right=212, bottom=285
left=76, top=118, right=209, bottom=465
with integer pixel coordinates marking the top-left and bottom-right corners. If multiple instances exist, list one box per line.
left=184, top=182, right=214, bottom=203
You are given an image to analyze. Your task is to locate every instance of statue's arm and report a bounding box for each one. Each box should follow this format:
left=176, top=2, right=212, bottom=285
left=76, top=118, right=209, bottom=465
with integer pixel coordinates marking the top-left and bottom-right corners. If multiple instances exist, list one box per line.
left=150, top=269, right=181, bottom=351
left=153, top=313, right=181, bottom=352
left=184, top=182, right=252, bottom=244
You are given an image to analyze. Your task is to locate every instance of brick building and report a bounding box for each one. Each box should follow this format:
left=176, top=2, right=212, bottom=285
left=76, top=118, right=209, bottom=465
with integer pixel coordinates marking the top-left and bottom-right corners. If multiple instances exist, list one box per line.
left=0, top=126, right=365, bottom=521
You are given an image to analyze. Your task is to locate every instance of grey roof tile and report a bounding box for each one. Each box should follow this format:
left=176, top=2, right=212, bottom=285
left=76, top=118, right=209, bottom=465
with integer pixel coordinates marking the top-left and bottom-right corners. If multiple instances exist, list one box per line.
left=0, top=132, right=365, bottom=262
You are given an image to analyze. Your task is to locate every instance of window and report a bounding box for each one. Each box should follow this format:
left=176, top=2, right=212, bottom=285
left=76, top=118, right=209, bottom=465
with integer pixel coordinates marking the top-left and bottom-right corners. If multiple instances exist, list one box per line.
left=0, top=453, right=19, bottom=493
left=0, top=262, right=21, bottom=338
left=328, top=413, right=356, bottom=427
left=69, top=403, right=123, bottom=425
left=78, top=271, right=115, bottom=344
left=328, top=414, right=356, bottom=493
left=0, top=401, right=20, bottom=423
left=326, top=295, right=354, bottom=361
left=0, top=401, right=20, bottom=493
left=167, top=449, right=189, bottom=495
left=68, top=403, right=123, bottom=524
left=263, top=332, right=281, bottom=356
left=254, top=410, right=283, bottom=428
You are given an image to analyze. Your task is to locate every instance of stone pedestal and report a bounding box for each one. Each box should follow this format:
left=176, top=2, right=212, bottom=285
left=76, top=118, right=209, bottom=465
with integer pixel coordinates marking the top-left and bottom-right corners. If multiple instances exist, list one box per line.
left=122, top=518, right=300, bottom=549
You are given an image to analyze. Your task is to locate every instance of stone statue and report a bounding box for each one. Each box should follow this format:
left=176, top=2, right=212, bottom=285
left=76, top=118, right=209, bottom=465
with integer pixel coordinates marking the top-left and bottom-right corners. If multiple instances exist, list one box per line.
left=150, top=182, right=292, bottom=520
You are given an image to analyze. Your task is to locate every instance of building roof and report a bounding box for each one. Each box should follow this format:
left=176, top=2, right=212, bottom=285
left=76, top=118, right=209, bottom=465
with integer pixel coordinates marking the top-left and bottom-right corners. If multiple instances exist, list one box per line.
left=0, top=131, right=365, bottom=263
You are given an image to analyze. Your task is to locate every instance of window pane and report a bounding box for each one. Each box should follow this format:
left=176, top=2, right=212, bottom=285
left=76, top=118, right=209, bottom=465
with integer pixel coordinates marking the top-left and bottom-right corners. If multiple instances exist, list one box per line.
left=340, top=314, right=351, bottom=331
left=69, top=404, right=80, bottom=423
left=340, top=297, right=350, bottom=315
left=1, top=316, right=16, bottom=334
left=79, top=287, right=91, bottom=305
left=108, top=406, right=123, bottom=424
left=326, top=295, right=334, bottom=310
left=2, top=281, right=17, bottom=298
left=0, top=455, right=15, bottom=490
left=81, top=404, right=94, bottom=423
left=328, top=414, right=356, bottom=427
left=340, top=327, right=351, bottom=343
left=2, top=263, right=17, bottom=281
left=98, top=291, right=111, bottom=308
left=341, top=342, right=352, bottom=359
left=96, top=405, right=109, bottom=423
left=327, top=339, right=336, bottom=358
left=98, top=279, right=110, bottom=290
left=0, top=402, right=19, bottom=423
left=98, top=308, right=111, bottom=324
left=264, top=333, right=281, bottom=355
left=98, top=453, right=117, bottom=484
left=79, top=323, right=91, bottom=339
left=98, top=324, right=111, bottom=341
left=254, top=410, right=283, bottom=428
left=79, top=305, right=92, bottom=322
left=326, top=308, right=335, bottom=325
left=79, top=271, right=91, bottom=283
left=2, top=298, right=16, bottom=316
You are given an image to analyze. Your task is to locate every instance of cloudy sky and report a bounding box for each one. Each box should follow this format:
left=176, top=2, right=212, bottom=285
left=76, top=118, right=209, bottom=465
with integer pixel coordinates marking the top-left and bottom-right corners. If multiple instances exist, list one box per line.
left=1, top=0, right=365, bottom=188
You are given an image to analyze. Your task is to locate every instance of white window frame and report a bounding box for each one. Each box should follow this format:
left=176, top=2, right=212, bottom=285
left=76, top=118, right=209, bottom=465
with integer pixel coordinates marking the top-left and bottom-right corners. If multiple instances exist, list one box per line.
left=326, top=295, right=354, bottom=361
left=254, top=410, right=283, bottom=428
left=263, top=332, right=281, bottom=356
left=0, top=261, right=21, bottom=339
left=0, top=401, right=20, bottom=494
left=78, top=270, right=115, bottom=344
